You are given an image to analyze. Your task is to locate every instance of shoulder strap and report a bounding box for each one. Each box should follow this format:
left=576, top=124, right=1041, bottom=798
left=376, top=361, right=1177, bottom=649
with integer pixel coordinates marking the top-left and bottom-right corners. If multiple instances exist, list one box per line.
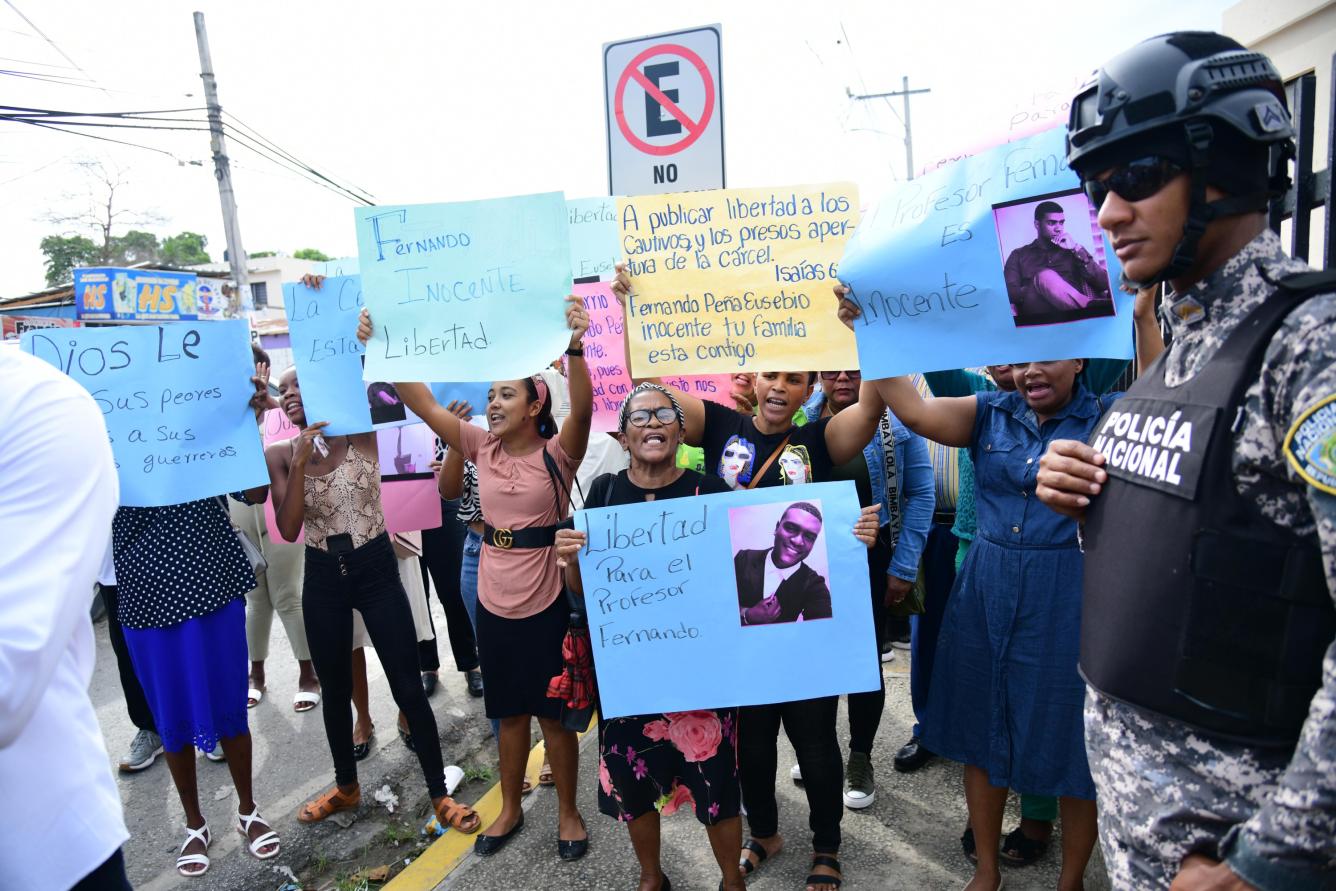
left=1274, top=269, right=1336, bottom=296
left=746, top=433, right=793, bottom=490
left=541, top=446, right=585, bottom=518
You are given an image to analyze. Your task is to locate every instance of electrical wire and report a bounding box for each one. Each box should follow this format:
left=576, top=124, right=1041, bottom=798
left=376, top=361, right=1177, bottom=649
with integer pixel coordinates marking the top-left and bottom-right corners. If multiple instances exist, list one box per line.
left=0, top=115, right=195, bottom=162
left=2, top=0, right=109, bottom=97
left=223, top=110, right=375, bottom=203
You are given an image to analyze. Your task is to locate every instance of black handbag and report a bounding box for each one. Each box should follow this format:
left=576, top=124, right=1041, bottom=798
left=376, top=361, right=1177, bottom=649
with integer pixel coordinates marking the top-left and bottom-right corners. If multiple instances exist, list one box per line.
left=541, top=450, right=596, bottom=732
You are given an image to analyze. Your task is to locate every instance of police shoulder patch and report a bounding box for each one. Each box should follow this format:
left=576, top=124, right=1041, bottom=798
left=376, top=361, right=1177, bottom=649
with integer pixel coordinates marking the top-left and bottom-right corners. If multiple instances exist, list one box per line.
left=1284, top=393, right=1336, bottom=495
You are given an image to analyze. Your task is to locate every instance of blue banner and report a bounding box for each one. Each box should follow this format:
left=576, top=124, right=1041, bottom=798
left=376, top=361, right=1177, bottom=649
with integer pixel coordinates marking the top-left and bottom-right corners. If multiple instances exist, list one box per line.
left=22, top=320, right=269, bottom=507
left=567, top=196, right=621, bottom=281
left=576, top=481, right=877, bottom=718
left=837, top=127, right=1134, bottom=378
left=354, top=192, right=574, bottom=382
left=73, top=267, right=221, bottom=322
left=285, top=274, right=488, bottom=434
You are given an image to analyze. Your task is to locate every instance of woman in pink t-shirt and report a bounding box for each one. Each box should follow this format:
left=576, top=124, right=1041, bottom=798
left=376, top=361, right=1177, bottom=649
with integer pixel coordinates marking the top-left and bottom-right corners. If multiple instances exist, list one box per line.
left=358, top=296, right=594, bottom=861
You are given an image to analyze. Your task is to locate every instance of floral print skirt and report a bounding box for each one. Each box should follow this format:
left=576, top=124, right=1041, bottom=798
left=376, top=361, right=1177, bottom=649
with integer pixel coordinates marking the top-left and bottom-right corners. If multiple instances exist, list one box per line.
left=597, top=708, right=741, bottom=825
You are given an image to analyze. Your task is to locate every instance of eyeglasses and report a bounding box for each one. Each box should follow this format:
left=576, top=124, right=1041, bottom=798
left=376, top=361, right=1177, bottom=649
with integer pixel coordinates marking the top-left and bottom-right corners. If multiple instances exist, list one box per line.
left=626, top=407, right=677, bottom=427
left=1082, top=157, right=1184, bottom=208
left=819, top=370, right=861, bottom=381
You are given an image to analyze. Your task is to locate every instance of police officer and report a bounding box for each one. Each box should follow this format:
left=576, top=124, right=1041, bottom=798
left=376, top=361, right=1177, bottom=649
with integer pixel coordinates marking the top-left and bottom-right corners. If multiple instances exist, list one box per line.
left=1036, top=32, right=1336, bottom=891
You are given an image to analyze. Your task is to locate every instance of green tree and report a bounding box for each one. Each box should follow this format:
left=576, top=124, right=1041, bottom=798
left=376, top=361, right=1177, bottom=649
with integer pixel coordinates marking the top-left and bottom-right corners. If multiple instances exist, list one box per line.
left=293, top=248, right=331, bottom=262
left=39, top=234, right=99, bottom=286
left=112, top=229, right=161, bottom=265
left=248, top=250, right=277, bottom=258
left=160, top=231, right=211, bottom=266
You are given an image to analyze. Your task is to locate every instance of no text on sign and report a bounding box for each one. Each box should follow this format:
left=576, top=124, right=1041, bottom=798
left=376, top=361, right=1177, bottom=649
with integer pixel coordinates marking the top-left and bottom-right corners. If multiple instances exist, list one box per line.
left=604, top=25, right=724, bottom=196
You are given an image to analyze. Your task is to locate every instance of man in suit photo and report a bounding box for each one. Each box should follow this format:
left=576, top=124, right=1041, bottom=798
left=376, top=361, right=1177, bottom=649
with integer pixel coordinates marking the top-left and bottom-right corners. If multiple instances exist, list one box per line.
left=735, top=501, right=832, bottom=625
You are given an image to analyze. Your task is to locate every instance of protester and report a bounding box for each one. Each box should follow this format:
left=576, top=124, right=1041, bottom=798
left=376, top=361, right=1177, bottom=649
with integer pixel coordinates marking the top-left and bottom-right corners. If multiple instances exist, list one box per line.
left=555, top=383, right=743, bottom=891
left=800, top=370, right=934, bottom=810
left=109, top=358, right=280, bottom=878
left=839, top=282, right=1147, bottom=891
left=265, top=363, right=479, bottom=835
left=618, top=261, right=889, bottom=891
left=1, top=348, right=129, bottom=890
left=360, top=293, right=595, bottom=859
left=238, top=344, right=319, bottom=713
left=417, top=468, right=479, bottom=698
left=1038, top=32, right=1336, bottom=890
left=921, top=359, right=1126, bottom=867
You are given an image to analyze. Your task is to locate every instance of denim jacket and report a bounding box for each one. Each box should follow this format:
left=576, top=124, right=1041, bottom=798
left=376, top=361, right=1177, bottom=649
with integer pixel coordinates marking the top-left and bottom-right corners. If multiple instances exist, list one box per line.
left=801, top=393, right=934, bottom=582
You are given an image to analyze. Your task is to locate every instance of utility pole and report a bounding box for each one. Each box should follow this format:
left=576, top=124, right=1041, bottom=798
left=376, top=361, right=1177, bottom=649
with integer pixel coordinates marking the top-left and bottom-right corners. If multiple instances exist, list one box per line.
left=848, top=76, right=931, bottom=180
left=193, top=11, right=249, bottom=314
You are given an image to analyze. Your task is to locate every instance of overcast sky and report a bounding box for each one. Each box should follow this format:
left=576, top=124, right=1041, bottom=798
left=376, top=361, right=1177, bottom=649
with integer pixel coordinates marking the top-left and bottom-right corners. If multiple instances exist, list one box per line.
left=0, top=0, right=1232, bottom=298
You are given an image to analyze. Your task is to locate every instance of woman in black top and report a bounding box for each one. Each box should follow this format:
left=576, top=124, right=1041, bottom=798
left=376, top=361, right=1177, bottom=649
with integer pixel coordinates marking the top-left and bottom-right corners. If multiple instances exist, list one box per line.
left=557, top=383, right=740, bottom=891
left=613, top=266, right=886, bottom=890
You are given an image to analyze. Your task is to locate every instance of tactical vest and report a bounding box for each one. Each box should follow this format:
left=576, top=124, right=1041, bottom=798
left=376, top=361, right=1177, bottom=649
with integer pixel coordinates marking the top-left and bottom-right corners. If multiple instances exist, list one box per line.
left=1080, top=272, right=1336, bottom=748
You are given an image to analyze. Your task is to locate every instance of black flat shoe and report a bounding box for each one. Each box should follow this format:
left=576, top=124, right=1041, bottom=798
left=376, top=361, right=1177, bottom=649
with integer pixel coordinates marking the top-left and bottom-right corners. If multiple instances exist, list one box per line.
left=351, top=729, right=374, bottom=761
left=474, top=815, right=524, bottom=857
left=893, top=735, right=935, bottom=773
left=398, top=724, right=415, bottom=752
left=466, top=668, right=484, bottom=698
left=557, top=816, right=589, bottom=861
left=422, top=671, right=439, bottom=697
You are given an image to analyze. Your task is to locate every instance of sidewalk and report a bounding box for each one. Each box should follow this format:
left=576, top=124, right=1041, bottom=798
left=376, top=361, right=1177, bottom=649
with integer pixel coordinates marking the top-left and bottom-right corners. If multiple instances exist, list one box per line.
left=411, top=658, right=1111, bottom=891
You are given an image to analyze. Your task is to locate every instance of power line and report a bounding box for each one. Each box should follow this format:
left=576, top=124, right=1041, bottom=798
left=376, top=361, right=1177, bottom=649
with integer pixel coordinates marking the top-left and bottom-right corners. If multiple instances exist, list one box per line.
left=1, top=0, right=109, bottom=97
left=0, top=115, right=197, bottom=162
left=223, top=110, right=376, bottom=203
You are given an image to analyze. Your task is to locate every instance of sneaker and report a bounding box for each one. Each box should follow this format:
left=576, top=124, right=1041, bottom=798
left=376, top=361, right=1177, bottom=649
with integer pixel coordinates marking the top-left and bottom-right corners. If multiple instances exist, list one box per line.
left=844, top=751, right=876, bottom=809
left=880, top=647, right=897, bottom=664
left=890, top=629, right=912, bottom=651
left=790, top=763, right=803, bottom=784
left=204, top=742, right=226, bottom=763
left=119, top=729, right=163, bottom=773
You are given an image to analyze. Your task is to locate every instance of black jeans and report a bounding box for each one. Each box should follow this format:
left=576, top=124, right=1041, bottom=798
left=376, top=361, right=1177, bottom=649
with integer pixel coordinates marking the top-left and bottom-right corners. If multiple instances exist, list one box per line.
left=416, top=502, right=478, bottom=673
left=303, top=533, right=447, bottom=797
left=71, top=848, right=131, bottom=891
left=739, top=695, right=842, bottom=853
left=100, top=585, right=156, bottom=733
left=848, top=534, right=894, bottom=754
left=911, top=522, right=959, bottom=736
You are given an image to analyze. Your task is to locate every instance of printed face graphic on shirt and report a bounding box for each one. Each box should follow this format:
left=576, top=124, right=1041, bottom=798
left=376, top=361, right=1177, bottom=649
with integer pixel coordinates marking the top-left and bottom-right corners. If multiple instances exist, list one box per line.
left=719, top=435, right=757, bottom=489
left=778, top=445, right=812, bottom=485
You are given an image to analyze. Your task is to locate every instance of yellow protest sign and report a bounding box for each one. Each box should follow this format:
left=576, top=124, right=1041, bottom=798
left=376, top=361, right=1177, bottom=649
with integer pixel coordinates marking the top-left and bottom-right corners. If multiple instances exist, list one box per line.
left=619, top=183, right=859, bottom=375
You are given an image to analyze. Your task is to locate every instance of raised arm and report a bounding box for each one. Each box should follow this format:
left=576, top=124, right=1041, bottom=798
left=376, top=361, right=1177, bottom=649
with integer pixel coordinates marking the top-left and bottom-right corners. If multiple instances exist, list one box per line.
left=873, top=377, right=977, bottom=448
left=611, top=262, right=707, bottom=445
left=354, top=308, right=464, bottom=451
left=560, top=294, right=593, bottom=462
left=825, top=379, right=887, bottom=465
left=266, top=421, right=326, bottom=542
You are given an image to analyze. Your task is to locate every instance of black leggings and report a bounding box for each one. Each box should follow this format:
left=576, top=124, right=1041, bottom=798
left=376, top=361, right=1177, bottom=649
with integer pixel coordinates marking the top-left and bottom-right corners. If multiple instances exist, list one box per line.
left=739, top=695, right=842, bottom=853
left=848, top=535, right=893, bottom=754
left=303, top=533, right=447, bottom=798
left=101, top=585, right=156, bottom=733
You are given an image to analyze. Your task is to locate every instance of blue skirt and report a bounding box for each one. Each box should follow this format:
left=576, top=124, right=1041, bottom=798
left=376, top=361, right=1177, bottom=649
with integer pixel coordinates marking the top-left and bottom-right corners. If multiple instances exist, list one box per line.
left=919, top=534, right=1095, bottom=799
left=123, top=597, right=250, bottom=753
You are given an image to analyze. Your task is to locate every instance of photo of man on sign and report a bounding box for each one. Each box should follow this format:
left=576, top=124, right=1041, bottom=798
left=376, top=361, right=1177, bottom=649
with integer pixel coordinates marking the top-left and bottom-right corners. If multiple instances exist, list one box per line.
left=996, top=190, right=1114, bottom=327
left=732, top=500, right=832, bottom=625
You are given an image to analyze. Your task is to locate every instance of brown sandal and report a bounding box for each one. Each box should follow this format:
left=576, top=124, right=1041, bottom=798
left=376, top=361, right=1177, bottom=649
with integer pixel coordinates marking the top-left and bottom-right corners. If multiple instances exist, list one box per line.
left=538, top=760, right=555, bottom=786
left=298, top=785, right=361, bottom=823
left=434, top=796, right=482, bottom=834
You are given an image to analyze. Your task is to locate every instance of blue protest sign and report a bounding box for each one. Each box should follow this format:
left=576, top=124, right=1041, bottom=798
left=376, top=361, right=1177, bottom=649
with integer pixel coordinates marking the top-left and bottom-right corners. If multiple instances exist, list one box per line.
left=21, top=320, right=269, bottom=507
left=354, top=192, right=574, bottom=382
left=74, top=267, right=220, bottom=322
left=567, top=196, right=621, bottom=280
left=576, top=481, right=877, bottom=718
left=285, top=275, right=490, bottom=434
left=837, top=127, right=1134, bottom=378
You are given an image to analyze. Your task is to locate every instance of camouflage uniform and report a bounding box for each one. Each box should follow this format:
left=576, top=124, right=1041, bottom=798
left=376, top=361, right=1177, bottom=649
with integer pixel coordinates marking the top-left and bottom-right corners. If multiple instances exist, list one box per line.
left=1084, top=228, right=1336, bottom=889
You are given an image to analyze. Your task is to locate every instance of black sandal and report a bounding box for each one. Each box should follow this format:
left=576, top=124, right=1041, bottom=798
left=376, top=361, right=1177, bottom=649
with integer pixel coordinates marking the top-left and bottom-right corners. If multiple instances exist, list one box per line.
left=999, top=825, right=1049, bottom=867
left=806, top=854, right=843, bottom=888
left=738, top=839, right=774, bottom=877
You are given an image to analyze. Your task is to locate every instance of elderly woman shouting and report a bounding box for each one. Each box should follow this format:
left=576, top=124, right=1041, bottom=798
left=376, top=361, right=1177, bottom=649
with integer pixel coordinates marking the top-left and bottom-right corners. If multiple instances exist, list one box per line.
left=556, top=383, right=880, bottom=891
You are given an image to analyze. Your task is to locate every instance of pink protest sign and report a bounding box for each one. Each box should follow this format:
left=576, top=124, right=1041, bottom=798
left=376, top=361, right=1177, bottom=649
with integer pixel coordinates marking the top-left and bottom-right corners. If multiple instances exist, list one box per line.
left=573, top=282, right=733, bottom=433
left=259, top=408, right=442, bottom=540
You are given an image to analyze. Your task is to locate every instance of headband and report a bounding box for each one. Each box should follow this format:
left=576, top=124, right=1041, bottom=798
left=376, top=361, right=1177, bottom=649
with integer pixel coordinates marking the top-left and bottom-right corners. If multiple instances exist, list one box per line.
left=530, top=374, right=549, bottom=408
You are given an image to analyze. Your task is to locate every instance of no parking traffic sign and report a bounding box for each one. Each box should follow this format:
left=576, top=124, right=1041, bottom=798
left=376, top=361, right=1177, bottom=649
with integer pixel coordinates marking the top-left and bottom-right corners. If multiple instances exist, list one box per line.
left=604, top=25, right=724, bottom=196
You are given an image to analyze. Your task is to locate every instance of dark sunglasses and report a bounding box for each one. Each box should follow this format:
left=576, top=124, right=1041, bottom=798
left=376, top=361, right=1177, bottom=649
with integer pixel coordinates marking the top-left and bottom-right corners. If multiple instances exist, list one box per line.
left=626, top=407, right=677, bottom=427
left=1082, top=157, right=1183, bottom=208
left=819, top=370, right=861, bottom=381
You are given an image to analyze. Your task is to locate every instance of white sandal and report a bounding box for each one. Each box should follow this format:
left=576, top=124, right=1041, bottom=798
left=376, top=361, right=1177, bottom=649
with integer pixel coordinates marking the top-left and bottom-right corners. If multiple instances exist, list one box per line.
left=236, top=806, right=281, bottom=860
left=176, top=823, right=211, bottom=877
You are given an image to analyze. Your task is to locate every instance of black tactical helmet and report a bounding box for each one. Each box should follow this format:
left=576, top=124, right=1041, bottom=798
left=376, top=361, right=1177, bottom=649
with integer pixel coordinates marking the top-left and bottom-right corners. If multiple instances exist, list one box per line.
left=1067, top=32, right=1295, bottom=286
